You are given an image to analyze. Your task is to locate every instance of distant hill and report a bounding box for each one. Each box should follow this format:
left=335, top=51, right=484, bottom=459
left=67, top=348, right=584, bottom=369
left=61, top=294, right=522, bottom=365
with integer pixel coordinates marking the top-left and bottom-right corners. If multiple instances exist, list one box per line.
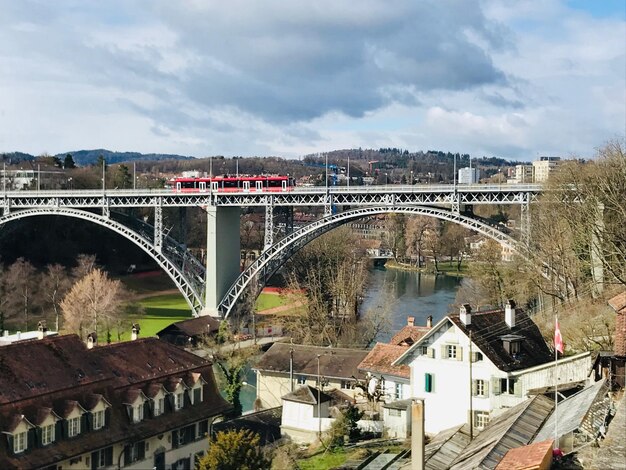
left=1, top=149, right=194, bottom=166
left=57, top=149, right=194, bottom=166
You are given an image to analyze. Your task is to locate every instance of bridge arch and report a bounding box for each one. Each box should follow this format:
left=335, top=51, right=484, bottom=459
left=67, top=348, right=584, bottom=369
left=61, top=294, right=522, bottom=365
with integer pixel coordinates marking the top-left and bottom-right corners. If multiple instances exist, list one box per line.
left=219, top=205, right=519, bottom=318
left=0, top=208, right=204, bottom=314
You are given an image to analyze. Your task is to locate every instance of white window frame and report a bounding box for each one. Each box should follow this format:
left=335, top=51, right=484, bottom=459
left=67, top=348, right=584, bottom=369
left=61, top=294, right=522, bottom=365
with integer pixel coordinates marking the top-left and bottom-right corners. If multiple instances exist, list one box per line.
left=41, top=424, right=55, bottom=445
left=175, top=392, right=184, bottom=410
left=474, top=379, right=486, bottom=397
left=13, top=431, right=27, bottom=453
left=133, top=404, right=144, bottom=423
left=154, top=397, right=164, bottom=416
left=68, top=417, right=81, bottom=437
left=446, top=345, right=457, bottom=359
left=474, top=411, right=490, bottom=429
left=388, top=408, right=401, bottom=417
left=394, top=383, right=403, bottom=400
left=93, top=410, right=105, bottom=430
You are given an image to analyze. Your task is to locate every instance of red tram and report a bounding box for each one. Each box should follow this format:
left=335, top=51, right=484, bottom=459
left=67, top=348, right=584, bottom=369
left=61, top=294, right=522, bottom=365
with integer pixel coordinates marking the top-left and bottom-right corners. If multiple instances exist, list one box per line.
left=168, top=174, right=295, bottom=192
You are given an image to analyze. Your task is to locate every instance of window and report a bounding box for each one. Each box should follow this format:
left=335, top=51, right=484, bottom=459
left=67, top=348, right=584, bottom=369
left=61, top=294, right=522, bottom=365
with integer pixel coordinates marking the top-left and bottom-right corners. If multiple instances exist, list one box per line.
left=154, top=397, right=164, bottom=416
left=446, top=345, right=457, bottom=359
left=425, top=373, right=434, bottom=393
left=133, top=404, right=144, bottom=422
left=474, top=411, right=490, bottom=430
left=68, top=417, right=81, bottom=437
left=394, top=383, right=403, bottom=400
left=13, top=431, right=27, bottom=453
left=124, top=441, right=145, bottom=465
left=296, top=376, right=306, bottom=385
left=421, top=346, right=429, bottom=355
left=388, top=408, right=401, bottom=417
left=193, top=387, right=202, bottom=404
left=471, top=352, right=483, bottom=362
left=340, top=380, right=352, bottom=389
left=510, top=341, right=521, bottom=355
left=92, top=446, right=113, bottom=469
left=41, top=424, right=55, bottom=445
left=93, top=410, right=105, bottom=430
left=175, top=392, right=184, bottom=410
left=473, top=379, right=487, bottom=397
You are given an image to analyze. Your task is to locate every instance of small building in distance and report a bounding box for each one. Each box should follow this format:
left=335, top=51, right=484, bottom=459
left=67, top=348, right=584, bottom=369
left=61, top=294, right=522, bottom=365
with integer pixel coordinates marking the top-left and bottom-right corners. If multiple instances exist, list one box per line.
left=156, top=316, right=221, bottom=347
left=253, top=343, right=368, bottom=409
left=532, top=156, right=561, bottom=182
left=0, top=333, right=231, bottom=470
left=458, top=167, right=480, bottom=184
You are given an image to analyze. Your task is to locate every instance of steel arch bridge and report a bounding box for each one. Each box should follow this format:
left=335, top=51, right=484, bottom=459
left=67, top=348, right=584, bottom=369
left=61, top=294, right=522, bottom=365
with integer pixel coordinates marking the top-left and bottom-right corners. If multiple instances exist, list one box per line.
left=0, top=208, right=206, bottom=313
left=218, top=205, right=519, bottom=318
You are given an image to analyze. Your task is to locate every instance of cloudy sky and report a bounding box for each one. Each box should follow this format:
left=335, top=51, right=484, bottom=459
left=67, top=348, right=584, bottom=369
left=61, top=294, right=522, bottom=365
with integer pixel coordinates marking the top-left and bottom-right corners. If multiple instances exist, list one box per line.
left=1, top=0, right=624, bottom=160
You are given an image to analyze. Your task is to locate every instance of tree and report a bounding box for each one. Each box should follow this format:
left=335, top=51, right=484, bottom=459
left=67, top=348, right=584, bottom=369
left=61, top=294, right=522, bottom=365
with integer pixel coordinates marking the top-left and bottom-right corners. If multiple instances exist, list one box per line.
left=326, top=403, right=364, bottom=448
left=64, top=153, right=76, bottom=169
left=41, top=263, right=72, bottom=332
left=198, top=429, right=270, bottom=470
left=423, top=220, right=443, bottom=272
left=441, top=223, right=469, bottom=271
left=202, top=322, right=258, bottom=417
left=405, top=215, right=432, bottom=267
left=60, top=268, right=127, bottom=341
left=3, top=258, right=39, bottom=330
left=113, top=164, right=132, bottom=189
left=386, top=214, right=406, bottom=262
left=72, top=253, right=98, bottom=280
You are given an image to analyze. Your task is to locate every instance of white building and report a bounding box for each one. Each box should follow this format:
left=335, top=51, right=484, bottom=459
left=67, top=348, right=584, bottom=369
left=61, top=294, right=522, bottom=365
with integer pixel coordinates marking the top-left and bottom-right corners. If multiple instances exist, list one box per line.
left=508, top=164, right=534, bottom=184
left=458, top=167, right=480, bottom=184
left=532, top=157, right=561, bottom=182
left=394, top=301, right=591, bottom=434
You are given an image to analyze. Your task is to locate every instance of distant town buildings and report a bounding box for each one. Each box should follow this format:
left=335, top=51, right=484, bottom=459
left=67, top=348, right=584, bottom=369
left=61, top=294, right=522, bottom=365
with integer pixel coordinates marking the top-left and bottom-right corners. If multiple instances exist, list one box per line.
left=458, top=167, right=480, bottom=184
left=507, top=156, right=562, bottom=184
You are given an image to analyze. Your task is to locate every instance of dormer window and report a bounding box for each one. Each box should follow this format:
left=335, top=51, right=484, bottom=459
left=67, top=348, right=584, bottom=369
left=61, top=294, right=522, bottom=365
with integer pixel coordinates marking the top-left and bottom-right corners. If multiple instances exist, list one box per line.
left=175, top=392, right=184, bottom=410
left=133, top=403, right=144, bottom=423
left=93, top=410, right=105, bottom=430
left=68, top=416, right=81, bottom=437
left=13, top=431, right=27, bottom=453
left=154, top=397, right=165, bottom=416
left=41, top=423, right=55, bottom=445
left=501, top=334, right=524, bottom=356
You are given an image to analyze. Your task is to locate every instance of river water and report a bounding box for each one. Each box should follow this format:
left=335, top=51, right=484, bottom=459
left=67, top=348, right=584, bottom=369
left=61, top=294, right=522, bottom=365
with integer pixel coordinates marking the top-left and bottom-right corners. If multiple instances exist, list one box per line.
left=361, top=267, right=463, bottom=343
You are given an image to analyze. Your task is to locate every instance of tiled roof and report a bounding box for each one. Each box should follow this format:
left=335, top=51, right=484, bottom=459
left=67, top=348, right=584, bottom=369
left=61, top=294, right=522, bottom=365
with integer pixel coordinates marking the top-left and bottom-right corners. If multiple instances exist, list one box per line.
left=282, top=385, right=332, bottom=405
left=449, top=308, right=554, bottom=372
left=358, top=343, right=410, bottom=379
left=608, top=291, right=626, bottom=314
left=390, top=325, right=431, bottom=346
left=254, top=343, right=368, bottom=380
left=495, top=440, right=554, bottom=470
left=156, top=316, right=221, bottom=338
left=0, top=335, right=231, bottom=470
left=449, top=395, right=554, bottom=470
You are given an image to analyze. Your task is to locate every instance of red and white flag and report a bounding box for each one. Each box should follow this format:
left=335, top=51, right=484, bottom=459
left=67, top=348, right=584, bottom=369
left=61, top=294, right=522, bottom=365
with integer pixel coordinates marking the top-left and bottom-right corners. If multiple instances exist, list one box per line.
left=554, top=317, right=564, bottom=354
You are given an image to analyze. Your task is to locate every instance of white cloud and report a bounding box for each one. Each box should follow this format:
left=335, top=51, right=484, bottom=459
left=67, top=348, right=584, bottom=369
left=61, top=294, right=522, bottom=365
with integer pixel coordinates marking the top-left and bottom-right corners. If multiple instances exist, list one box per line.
left=0, top=0, right=623, bottom=159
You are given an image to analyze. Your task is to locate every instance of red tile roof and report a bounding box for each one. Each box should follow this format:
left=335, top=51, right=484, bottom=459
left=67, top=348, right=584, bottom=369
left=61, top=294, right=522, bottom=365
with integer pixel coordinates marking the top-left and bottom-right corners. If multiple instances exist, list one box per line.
left=608, top=292, right=626, bottom=314
left=358, top=343, right=411, bottom=379
left=495, top=439, right=554, bottom=470
left=389, top=325, right=431, bottom=346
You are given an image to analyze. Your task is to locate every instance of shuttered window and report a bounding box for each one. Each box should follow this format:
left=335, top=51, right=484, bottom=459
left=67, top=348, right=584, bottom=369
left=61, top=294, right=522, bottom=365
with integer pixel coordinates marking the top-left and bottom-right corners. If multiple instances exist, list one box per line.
left=13, top=431, right=27, bottom=453
left=425, top=373, right=434, bottom=393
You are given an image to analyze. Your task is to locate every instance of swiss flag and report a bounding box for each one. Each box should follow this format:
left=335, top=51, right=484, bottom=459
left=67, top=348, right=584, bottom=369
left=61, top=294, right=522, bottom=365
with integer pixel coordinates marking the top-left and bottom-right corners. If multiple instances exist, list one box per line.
left=554, top=317, right=564, bottom=354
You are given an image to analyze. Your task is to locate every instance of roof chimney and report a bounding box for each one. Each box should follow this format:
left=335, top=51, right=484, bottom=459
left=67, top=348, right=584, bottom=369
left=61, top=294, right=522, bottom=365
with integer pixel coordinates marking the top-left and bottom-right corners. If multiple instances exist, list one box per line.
left=407, top=316, right=415, bottom=327
left=37, top=321, right=47, bottom=340
left=460, top=304, right=472, bottom=326
left=505, top=300, right=516, bottom=328
left=131, top=323, right=140, bottom=341
left=86, top=333, right=97, bottom=349
left=426, top=315, right=433, bottom=328
left=16, top=331, right=21, bottom=340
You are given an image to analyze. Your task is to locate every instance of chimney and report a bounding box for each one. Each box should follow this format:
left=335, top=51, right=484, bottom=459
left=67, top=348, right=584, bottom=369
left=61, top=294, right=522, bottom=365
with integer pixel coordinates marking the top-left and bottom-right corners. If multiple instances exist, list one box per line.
left=505, top=300, right=516, bottom=328
left=16, top=331, right=21, bottom=340
left=407, top=316, right=415, bottom=327
left=615, top=311, right=626, bottom=357
left=3, top=330, right=8, bottom=337
left=37, top=321, right=47, bottom=340
left=411, top=399, right=425, bottom=470
left=426, top=315, right=433, bottom=328
left=86, top=333, right=96, bottom=349
left=131, top=323, right=140, bottom=341
left=460, top=304, right=472, bottom=326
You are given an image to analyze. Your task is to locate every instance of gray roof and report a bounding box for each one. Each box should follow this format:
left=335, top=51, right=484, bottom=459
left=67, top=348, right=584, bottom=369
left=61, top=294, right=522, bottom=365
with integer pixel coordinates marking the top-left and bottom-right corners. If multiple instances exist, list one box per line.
left=533, top=379, right=609, bottom=443
left=449, top=395, right=554, bottom=470
left=425, top=424, right=472, bottom=470
left=383, top=399, right=414, bottom=411
left=282, top=385, right=332, bottom=405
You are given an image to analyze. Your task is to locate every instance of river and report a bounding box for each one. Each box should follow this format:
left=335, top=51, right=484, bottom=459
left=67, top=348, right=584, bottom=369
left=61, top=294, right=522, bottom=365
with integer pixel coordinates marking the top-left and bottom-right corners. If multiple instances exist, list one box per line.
left=361, top=267, right=463, bottom=343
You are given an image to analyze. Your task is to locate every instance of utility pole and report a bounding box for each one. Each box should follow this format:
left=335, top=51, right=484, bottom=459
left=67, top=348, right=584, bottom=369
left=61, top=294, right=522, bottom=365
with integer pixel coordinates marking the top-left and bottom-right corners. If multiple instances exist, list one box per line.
left=469, top=328, right=474, bottom=439
left=317, top=354, right=322, bottom=442
left=133, top=162, right=136, bottom=190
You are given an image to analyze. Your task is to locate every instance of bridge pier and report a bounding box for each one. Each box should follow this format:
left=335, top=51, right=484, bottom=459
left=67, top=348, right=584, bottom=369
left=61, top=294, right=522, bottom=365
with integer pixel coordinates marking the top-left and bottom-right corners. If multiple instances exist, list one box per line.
left=202, top=206, right=241, bottom=317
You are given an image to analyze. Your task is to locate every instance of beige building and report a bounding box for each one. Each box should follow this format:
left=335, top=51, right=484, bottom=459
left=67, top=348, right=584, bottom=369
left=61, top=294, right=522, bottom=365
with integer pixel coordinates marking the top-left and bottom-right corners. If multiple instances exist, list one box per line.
left=253, top=343, right=368, bottom=409
left=532, top=156, right=561, bottom=182
left=0, top=334, right=230, bottom=470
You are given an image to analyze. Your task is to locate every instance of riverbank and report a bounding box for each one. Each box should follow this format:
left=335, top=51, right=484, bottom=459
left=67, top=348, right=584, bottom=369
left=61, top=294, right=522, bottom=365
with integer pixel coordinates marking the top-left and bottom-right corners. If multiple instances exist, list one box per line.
left=384, top=259, right=470, bottom=278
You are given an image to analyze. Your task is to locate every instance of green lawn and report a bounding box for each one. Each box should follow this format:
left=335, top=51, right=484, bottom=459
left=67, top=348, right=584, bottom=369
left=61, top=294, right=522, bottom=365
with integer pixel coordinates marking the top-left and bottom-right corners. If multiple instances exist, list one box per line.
left=297, top=450, right=347, bottom=470
left=255, top=292, right=288, bottom=311
left=116, top=293, right=192, bottom=341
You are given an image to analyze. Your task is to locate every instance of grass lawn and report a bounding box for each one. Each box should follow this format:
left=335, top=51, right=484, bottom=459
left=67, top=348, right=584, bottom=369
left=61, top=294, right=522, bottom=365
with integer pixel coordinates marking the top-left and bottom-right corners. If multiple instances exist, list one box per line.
left=297, top=449, right=348, bottom=470
left=116, top=293, right=192, bottom=341
left=255, top=292, right=288, bottom=311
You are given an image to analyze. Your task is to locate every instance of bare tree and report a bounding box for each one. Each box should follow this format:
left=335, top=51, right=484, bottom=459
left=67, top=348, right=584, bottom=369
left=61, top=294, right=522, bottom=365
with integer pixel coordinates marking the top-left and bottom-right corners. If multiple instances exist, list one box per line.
left=41, top=264, right=72, bottom=332
left=405, top=216, right=433, bottom=267
left=3, top=258, right=40, bottom=330
left=60, top=268, right=127, bottom=341
left=71, top=253, right=98, bottom=280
